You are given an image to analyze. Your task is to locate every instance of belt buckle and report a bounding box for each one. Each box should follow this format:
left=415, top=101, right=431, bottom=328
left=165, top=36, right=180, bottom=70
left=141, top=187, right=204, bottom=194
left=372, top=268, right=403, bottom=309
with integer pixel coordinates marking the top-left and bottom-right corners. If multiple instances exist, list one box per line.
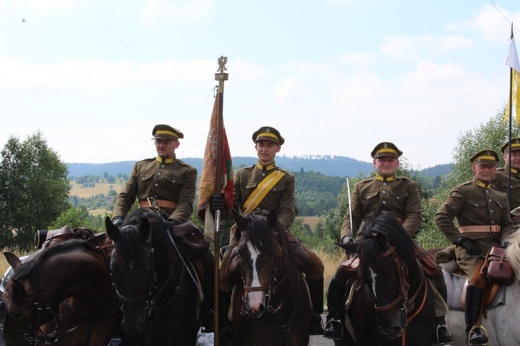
left=147, top=197, right=159, bottom=209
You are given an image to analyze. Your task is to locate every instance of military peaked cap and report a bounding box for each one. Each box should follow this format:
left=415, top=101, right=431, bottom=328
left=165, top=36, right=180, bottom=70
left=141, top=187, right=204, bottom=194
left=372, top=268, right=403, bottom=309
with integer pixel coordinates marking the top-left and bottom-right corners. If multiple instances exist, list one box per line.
left=252, top=126, right=285, bottom=145
left=501, top=137, right=520, bottom=153
left=371, top=142, right=403, bottom=158
left=470, top=149, right=499, bottom=163
left=152, top=124, right=184, bottom=140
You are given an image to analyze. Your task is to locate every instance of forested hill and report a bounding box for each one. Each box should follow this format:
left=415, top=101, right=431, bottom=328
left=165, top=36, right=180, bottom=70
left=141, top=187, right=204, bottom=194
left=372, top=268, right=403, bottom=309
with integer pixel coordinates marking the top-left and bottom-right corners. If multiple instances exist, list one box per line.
left=66, top=156, right=452, bottom=179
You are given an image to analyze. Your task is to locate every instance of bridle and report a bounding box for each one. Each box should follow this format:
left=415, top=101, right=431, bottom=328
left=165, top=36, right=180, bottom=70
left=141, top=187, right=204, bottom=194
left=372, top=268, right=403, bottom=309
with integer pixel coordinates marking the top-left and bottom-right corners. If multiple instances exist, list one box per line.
left=371, top=244, right=429, bottom=346
left=238, top=229, right=301, bottom=334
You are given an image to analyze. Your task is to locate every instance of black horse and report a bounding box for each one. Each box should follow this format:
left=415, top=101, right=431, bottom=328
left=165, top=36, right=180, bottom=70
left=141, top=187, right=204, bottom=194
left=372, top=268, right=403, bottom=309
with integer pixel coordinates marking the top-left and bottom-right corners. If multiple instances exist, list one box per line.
left=225, top=209, right=311, bottom=345
left=337, top=214, right=436, bottom=346
left=106, top=208, right=201, bottom=346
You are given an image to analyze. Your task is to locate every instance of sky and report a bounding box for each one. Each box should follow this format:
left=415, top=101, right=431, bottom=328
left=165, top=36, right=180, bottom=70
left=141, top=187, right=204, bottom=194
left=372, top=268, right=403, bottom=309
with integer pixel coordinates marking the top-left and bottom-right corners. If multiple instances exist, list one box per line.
left=1, top=0, right=520, bottom=170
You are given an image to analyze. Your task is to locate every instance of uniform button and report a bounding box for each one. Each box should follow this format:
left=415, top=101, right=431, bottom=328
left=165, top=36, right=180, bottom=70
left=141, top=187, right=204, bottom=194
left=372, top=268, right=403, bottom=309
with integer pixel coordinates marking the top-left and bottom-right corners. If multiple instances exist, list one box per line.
left=172, top=180, right=175, bottom=183
left=155, top=183, right=158, bottom=187
left=382, top=201, right=387, bottom=205
left=262, top=172, right=266, bottom=177
left=161, top=164, right=165, bottom=168
left=273, top=188, right=277, bottom=191
left=382, top=190, right=387, bottom=194
left=396, top=196, right=400, bottom=200
left=383, top=182, right=387, bottom=186
left=490, top=209, right=494, bottom=213
left=157, top=172, right=162, bottom=176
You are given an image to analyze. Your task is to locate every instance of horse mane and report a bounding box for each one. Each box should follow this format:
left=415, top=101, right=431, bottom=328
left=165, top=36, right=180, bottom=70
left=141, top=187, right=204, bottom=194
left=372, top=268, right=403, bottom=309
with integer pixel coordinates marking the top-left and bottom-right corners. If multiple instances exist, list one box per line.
left=506, top=230, right=520, bottom=279
left=115, top=208, right=172, bottom=267
left=245, top=209, right=288, bottom=257
left=13, top=240, right=95, bottom=281
left=359, top=213, right=416, bottom=275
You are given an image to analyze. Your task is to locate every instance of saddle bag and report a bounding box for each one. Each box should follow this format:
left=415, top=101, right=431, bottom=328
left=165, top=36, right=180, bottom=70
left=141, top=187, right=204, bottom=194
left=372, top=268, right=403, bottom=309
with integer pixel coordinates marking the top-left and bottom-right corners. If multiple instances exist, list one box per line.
left=414, top=244, right=442, bottom=277
left=171, top=222, right=210, bottom=259
left=481, top=246, right=515, bottom=285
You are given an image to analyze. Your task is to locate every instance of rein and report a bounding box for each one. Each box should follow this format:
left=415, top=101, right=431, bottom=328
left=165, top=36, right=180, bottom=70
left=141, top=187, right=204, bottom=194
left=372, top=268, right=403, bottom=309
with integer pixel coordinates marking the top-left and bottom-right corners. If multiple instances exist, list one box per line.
left=371, top=244, right=428, bottom=346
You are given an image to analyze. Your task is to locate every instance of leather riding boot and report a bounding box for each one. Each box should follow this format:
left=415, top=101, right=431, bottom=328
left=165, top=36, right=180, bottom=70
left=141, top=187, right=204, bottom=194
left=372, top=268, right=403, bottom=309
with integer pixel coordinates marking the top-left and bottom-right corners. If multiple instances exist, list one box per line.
left=219, top=291, right=233, bottom=346
left=434, top=285, right=453, bottom=344
left=323, top=278, right=345, bottom=340
left=306, top=278, right=324, bottom=335
left=465, top=285, right=488, bottom=345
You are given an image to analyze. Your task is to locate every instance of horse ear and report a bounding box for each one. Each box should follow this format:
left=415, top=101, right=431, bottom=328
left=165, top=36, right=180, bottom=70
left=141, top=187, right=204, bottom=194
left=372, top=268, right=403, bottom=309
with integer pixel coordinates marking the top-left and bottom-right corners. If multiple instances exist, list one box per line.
left=336, top=242, right=359, bottom=254
left=267, top=209, right=278, bottom=228
left=232, top=209, right=247, bottom=229
left=4, top=252, right=22, bottom=269
left=105, top=216, right=119, bottom=240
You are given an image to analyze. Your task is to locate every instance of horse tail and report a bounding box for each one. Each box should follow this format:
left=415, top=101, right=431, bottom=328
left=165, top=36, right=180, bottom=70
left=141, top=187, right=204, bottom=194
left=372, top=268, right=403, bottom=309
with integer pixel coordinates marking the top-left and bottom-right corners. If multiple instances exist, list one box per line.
left=506, top=231, right=520, bottom=279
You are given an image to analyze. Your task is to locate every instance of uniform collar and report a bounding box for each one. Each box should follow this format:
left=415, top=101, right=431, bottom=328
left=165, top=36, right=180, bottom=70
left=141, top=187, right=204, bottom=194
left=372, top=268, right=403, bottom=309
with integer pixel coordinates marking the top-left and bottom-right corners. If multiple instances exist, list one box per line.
left=156, top=156, right=175, bottom=164
left=256, top=162, right=276, bottom=171
left=476, top=180, right=491, bottom=189
left=511, top=167, right=518, bottom=174
left=376, top=174, right=395, bottom=182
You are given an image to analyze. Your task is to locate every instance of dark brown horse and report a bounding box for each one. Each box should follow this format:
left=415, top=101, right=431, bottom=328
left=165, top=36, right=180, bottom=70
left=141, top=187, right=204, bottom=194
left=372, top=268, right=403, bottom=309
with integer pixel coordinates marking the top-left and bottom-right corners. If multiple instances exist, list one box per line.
left=105, top=208, right=201, bottom=346
left=2, top=240, right=117, bottom=346
left=336, top=214, right=435, bottom=346
left=225, top=209, right=311, bottom=345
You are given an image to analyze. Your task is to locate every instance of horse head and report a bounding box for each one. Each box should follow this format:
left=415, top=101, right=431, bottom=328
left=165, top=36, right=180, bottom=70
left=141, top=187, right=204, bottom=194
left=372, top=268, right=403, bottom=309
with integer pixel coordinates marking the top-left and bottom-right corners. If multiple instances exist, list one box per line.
left=232, top=209, right=289, bottom=319
left=346, top=214, right=422, bottom=339
left=106, top=213, right=155, bottom=337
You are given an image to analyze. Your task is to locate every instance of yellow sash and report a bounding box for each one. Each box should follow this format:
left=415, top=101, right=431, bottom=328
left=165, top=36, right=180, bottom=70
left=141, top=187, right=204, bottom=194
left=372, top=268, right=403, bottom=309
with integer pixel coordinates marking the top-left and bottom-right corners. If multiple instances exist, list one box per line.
left=242, top=170, right=286, bottom=216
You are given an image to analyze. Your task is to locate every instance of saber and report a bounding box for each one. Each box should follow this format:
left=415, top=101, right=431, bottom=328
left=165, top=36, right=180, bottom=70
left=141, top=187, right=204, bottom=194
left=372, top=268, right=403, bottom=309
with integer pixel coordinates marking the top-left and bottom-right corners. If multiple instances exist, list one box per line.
left=346, top=177, right=353, bottom=236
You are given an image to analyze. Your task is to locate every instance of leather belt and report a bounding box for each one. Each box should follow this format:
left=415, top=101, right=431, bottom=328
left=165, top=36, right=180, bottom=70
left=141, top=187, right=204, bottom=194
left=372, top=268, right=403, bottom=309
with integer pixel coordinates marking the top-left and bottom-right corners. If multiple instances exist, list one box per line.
left=139, top=199, right=177, bottom=209
left=458, top=225, right=501, bottom=233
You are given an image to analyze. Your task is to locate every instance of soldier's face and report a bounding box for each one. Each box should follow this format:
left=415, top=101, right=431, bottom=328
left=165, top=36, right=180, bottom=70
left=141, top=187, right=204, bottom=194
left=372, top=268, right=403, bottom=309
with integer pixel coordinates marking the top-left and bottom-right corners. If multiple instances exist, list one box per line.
left=373, top=156, right=399, bottom=176
left=154, top=138, right=179, bottom=158
left=255, top=140, right=281, bottom=165
left=472, top=162, right=496, bottom=182
left=504, top=151, right=520, bottom=169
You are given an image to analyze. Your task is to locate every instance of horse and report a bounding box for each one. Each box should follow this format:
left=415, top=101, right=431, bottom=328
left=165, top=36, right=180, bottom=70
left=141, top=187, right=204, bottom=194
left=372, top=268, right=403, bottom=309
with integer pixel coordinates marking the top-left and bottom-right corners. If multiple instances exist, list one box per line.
left=2, top=239, right=117, bottom=346
left=439, top=230, right=520, bottom=346
left=105, top=208, right=201, bottom=346
left=225, top=209, right=311, bottom=346
left=336, top=214, right=436, bottom=346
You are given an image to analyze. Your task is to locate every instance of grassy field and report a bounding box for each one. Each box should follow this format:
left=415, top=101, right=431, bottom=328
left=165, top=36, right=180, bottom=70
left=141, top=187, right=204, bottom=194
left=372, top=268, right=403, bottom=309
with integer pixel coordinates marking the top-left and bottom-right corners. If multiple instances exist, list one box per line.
left=69, top=181, right=125, bottom=198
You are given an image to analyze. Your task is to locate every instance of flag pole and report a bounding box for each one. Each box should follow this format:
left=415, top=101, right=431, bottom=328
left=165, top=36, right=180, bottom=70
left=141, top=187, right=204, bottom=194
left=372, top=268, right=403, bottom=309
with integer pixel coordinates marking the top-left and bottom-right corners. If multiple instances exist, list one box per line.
left=213, top=56, right=228, bottom=346
left=508, top=24, right=514, bottom=204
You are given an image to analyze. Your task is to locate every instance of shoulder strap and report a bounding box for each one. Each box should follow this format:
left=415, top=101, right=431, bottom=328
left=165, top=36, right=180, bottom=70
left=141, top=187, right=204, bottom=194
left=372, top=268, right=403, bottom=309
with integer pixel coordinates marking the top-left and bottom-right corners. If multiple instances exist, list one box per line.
left=242, top=170, right=286, bottom=215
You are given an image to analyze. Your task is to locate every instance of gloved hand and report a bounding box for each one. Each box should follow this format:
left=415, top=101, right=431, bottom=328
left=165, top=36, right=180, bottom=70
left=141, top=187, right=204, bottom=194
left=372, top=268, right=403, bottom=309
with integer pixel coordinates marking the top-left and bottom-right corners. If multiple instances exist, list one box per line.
left=455, top=237, right=481, bottom=255
left=210, top=194, right=225, bottom=215
left=112, top=217, right=124, bottom=228
left=342, top=236, right=354, bottom=244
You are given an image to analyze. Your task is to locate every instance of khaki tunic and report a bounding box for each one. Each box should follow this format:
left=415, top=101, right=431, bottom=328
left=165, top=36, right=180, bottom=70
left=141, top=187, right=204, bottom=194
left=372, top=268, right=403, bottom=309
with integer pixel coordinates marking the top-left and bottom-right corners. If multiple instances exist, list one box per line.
left=341, top=176, right=422, bottom=239
left=113, top=156, right=197, bottom=224
left=234, top=164, right=295, bottom=230
left=435, top=177, right=515, bottom=276
left=492, top=167, right=520, bottom=211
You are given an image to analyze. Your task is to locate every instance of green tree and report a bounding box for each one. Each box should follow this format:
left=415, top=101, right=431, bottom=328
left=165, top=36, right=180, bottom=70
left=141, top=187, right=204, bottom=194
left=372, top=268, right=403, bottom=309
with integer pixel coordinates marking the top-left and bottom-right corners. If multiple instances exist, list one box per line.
left=50, top=206, right=104, bottom=231
left=0, top=132, right=70, bottom=249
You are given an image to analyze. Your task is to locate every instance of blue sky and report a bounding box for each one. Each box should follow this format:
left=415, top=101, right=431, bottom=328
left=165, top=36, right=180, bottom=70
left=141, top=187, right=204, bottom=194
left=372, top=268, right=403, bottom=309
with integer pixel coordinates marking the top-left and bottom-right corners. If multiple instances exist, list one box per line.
left=1, top=0, right=520, bottom=169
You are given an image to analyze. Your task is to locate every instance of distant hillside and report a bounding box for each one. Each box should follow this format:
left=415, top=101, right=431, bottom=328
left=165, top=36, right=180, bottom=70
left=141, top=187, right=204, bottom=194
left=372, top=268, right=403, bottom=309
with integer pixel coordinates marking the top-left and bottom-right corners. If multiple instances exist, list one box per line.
left=66, top=156, right=452, bottom=179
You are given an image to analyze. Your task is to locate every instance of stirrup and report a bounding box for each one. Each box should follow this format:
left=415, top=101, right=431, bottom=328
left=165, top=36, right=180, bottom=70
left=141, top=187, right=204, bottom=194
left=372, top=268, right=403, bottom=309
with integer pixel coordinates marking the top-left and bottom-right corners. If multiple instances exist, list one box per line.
left=435, top=324, right=453, bottom=345
left=467, top=325, right=488, bottom=346
left=323, top=318, right=343, bottom=340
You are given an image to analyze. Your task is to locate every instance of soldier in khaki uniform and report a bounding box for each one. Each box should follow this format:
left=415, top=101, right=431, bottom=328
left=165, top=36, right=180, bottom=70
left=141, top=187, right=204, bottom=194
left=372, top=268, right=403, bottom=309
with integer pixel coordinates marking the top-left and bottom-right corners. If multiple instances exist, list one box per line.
left=324, top=142, right=452, bottom=344
left=214, top=126, right=325, bottom=343
left=492, top=137, right=520, bottom=224
left=111, top=124, right=215, bottom=331
left=435, top=149, right=515, bottom=345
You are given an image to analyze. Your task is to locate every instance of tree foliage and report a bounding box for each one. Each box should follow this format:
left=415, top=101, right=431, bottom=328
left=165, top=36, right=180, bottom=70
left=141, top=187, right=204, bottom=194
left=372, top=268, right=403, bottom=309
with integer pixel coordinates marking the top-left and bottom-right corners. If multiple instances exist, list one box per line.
left=0, top=132, right=70, bottom=249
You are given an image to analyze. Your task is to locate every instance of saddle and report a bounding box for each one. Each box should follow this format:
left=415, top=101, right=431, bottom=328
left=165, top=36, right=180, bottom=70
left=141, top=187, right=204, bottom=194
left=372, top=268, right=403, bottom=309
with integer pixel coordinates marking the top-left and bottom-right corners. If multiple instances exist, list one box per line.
left=34, top=226, right=96, bottom=249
